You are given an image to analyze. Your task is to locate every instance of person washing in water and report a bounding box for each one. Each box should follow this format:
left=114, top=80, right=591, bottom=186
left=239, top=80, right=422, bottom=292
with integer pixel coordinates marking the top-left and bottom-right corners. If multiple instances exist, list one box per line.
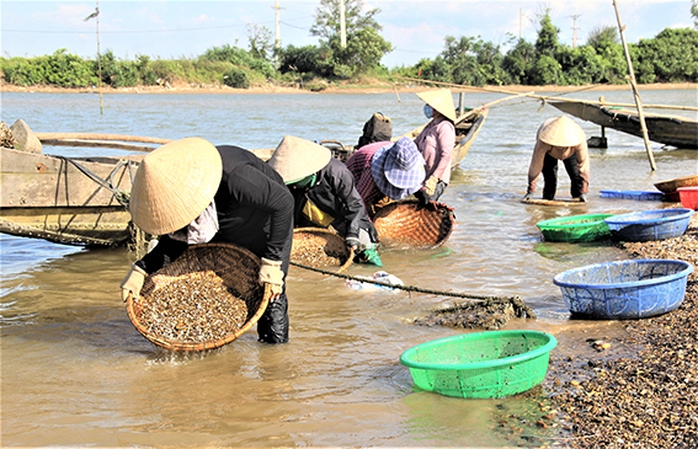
left=524, top=115, right=590, bottom=202
left=119, top=137, right=294, bottom=344
left=267, top=135, right=382, bottom=266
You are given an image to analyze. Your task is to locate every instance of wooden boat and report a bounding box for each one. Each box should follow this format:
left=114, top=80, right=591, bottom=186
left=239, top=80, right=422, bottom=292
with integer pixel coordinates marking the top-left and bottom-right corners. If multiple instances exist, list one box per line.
left=549, top=101, right=698, bottom=149
left=319, top=105, right=490, bottom=168
left=0, top=146, right=147, bottom=246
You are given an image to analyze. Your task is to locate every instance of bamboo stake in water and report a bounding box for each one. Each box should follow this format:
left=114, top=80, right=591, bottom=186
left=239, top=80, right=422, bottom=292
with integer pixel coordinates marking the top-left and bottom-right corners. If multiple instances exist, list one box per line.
left=613, top=0, right=656, bottom=171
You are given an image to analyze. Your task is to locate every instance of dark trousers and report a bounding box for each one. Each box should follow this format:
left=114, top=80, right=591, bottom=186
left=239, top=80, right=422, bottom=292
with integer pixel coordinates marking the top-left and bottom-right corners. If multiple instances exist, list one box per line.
left=542, top=153, right=584, bottom=200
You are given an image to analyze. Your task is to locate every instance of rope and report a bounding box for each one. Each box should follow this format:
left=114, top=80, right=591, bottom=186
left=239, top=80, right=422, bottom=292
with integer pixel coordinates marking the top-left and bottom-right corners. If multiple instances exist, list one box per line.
left=290, top=261, right=522, bottom=303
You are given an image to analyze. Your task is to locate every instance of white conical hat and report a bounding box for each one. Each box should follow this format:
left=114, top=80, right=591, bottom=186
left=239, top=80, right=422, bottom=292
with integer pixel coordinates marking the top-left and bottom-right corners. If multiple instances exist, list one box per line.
left=416, top=88, right=456, bottom=122
left=537, top=116, right=586, bottom=147
left=267, top=135, right=332, bottom=183
left=129, top=137, right=223, bottom=235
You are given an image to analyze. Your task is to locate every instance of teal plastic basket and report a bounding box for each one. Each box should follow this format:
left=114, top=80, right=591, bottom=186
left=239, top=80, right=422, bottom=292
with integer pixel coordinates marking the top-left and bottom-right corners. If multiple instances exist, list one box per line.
left=536, top=213, right=614, bottom=243
left=400, top=330, right=558, bottom=399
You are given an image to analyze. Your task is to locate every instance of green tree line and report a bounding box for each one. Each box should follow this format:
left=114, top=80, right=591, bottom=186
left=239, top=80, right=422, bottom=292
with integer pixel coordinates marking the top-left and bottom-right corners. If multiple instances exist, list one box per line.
left=1, top=1, right=696, bottom=90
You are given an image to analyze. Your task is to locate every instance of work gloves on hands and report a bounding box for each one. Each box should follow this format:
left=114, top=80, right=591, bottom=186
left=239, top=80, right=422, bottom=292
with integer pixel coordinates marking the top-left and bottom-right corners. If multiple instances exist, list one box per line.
left=120, top=264, right=147, bottom=302
left=424, top=175, right=439, bottom=197
left=413, top=189, right=430, bottom=207
left=259, top=257, right=284, bottom=300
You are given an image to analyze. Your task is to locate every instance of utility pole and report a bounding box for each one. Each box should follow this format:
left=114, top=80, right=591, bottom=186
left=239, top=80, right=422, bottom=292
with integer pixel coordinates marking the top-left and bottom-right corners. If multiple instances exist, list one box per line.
left=272, top=0, right=282, bottom=66
left=519, top=8, right=523, bottom=40
left=339, top=0, right=346, bottom=48
left=569, top=14, right=581, bottom=49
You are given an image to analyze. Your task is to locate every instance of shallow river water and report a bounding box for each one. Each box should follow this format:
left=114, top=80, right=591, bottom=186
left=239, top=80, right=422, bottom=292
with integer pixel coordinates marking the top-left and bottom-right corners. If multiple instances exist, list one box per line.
left=1, top=87, right=697, bottom=447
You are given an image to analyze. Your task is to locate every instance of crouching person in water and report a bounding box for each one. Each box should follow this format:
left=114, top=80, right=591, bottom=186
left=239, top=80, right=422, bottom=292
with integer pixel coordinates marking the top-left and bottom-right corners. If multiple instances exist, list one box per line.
left=268, top=135, right=382, bottom=266
left=525, top=116, right=590, bottom=203
left=119, top=137, right=294, bottom=344
left=345, top=136, right=427, bottom=216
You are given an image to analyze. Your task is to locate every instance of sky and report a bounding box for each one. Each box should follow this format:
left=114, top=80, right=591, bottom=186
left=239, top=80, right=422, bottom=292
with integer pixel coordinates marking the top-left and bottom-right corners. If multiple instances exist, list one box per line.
left=1, top=0, right=695, bottom=68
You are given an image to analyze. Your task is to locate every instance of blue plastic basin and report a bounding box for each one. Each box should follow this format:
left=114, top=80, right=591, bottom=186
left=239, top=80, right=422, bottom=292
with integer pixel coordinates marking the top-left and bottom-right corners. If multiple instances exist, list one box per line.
left=553, top=259, right=694, bottom=319
left=604, top=208, right=694, bottom=242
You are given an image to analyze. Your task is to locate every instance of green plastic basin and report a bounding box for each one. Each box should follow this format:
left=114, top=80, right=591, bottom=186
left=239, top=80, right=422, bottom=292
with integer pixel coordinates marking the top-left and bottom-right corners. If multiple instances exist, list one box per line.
left=536, top=213, right=614, bottom=243
left=400, top=330, right=558, bottom=399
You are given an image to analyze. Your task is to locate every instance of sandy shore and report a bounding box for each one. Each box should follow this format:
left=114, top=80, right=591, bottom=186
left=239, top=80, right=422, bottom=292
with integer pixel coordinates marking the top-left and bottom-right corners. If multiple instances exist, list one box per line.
left=2, top=80, right=696, bottom=96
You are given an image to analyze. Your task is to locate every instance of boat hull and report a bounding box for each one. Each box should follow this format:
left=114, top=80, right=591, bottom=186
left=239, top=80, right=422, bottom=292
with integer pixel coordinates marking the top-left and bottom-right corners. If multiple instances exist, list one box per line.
left=1, top=147, right=143, bottom=246
left=550, top=101, right=698, bottom=149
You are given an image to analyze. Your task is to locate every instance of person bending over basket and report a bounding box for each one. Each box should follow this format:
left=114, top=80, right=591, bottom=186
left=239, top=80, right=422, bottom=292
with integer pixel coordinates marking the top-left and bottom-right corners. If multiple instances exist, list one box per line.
left=268, top=135, right=382, bottom=266
left=413, top=88, right=456, bottom=203
left=345, top=136, right=426, bottom=217
left=119, top=137, right=294, bottom=344
left=524, top=116, right=590, bottom=203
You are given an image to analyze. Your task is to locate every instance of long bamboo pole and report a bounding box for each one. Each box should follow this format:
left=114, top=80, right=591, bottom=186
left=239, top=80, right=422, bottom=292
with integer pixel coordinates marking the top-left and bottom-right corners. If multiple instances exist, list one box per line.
left=613, top=0, right=655, bottom=171
left=398, top=76, right=698, bottom=112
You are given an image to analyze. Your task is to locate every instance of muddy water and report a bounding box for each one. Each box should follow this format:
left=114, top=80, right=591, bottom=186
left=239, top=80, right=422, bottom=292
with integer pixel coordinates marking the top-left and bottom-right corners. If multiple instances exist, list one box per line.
left=1, top=88, right=697, bottom=447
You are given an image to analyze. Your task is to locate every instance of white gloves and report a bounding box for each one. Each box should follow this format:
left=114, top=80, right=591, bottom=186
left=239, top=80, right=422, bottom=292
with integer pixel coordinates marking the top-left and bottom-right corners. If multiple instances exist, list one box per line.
left=259, top=258, right=284, bottom=299
left=120, top=264, right=147, bottom=302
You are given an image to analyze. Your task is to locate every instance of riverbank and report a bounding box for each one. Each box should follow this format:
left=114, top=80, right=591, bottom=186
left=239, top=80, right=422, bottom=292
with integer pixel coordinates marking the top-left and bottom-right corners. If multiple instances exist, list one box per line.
left=546, top=213, right=698, bottom=448
left=2, top=80, right=696, bottom=96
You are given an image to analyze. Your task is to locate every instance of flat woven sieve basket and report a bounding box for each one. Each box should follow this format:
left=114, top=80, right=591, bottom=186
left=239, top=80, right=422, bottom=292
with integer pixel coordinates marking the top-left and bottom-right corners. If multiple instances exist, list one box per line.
left=373, top=200, right=455, bottom=249
left=290, top=227, right=353, bottom=273
left=126, top=243, right=271, bottom=352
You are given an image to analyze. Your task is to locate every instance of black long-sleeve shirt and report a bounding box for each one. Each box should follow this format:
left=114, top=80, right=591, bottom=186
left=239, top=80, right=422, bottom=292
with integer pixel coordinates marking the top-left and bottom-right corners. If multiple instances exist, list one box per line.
left=136, top=145, right=294, bottom=274
left=290, top=158, right=378, bottom=242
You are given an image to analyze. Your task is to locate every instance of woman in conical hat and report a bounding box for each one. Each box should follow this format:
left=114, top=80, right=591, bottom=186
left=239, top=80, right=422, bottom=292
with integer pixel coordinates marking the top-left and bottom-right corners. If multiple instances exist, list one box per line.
left=524, top=115, right=590, bottom=202
left=120, top=137, right=294, bottom=344
left=268, top=136, right=382, bottom=266
left=413, top=88, right=456, bottom=205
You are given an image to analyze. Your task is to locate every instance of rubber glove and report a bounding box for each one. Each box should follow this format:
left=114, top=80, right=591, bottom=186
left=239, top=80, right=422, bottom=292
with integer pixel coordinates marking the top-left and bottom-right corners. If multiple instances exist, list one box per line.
left=120, top=264, right=147, bottom=302
left=522, top=192, right=533, bottom=202
left=345, top=236, right=362, bottom=251
left=414, top=189, right=430, bottom=207
left=578, top=194, right=587, bottom=203
left=424, top=175, right=439, bottom=196
left=259, top=257, right=284, bottom=300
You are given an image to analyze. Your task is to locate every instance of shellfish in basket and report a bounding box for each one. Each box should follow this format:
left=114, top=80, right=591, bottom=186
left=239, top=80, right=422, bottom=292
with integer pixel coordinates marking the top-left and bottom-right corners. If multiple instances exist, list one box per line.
left=126, top=243, right=270, bottom=352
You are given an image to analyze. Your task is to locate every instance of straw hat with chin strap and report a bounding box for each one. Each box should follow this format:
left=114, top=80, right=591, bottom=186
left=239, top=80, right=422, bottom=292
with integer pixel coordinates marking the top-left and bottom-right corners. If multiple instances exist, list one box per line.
left=537, top=116, right=586, bottom=147
left=267, top=135, right=332, bottom=184
left=129, top=137, right=223, bottom=236
left=417, top=88, right=456, bottom=122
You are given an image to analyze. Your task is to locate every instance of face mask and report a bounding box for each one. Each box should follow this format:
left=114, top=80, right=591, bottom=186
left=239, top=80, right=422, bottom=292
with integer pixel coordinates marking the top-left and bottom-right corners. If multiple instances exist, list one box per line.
left=423, top=104, right=434, bottom=119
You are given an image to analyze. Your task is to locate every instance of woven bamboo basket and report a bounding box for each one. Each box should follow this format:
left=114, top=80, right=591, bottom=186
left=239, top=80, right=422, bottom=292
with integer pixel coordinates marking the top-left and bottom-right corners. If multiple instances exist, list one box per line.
left=126, top=243, right=271, bottom=352
left=373, top=200, right=455, bottom=249
left=290, top=227, right=353, bottom=273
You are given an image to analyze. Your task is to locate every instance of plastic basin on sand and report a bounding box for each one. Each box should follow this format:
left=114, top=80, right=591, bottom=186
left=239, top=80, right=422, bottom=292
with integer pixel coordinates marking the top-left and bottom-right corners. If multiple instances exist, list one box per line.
left=553, top=259, right=694, bottom=320
left=604, top=208, right=694, bottom=242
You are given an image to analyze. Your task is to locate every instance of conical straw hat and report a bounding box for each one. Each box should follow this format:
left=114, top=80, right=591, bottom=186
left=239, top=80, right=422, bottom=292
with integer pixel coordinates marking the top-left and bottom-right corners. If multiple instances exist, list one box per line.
left=129, top=137, right=223, bottom=236
left=416, top=88, right=456, bottom=122
left=537, top=116, right=586, bottom=147
left=267, top=135, right=332, bottom=183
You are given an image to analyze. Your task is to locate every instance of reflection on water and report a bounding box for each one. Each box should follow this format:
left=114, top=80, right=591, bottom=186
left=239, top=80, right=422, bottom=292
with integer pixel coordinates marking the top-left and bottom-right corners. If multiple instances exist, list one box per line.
left=1, top=89, right=696, bottom=446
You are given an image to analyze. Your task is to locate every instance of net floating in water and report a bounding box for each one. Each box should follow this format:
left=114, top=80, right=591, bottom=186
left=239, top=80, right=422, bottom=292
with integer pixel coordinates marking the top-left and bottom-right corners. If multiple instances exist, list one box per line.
left=373, top=200, right=455, bottom=249
left=290, top=227, right=353, bottom=272
left=126, top=243, right=270, bottom=351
